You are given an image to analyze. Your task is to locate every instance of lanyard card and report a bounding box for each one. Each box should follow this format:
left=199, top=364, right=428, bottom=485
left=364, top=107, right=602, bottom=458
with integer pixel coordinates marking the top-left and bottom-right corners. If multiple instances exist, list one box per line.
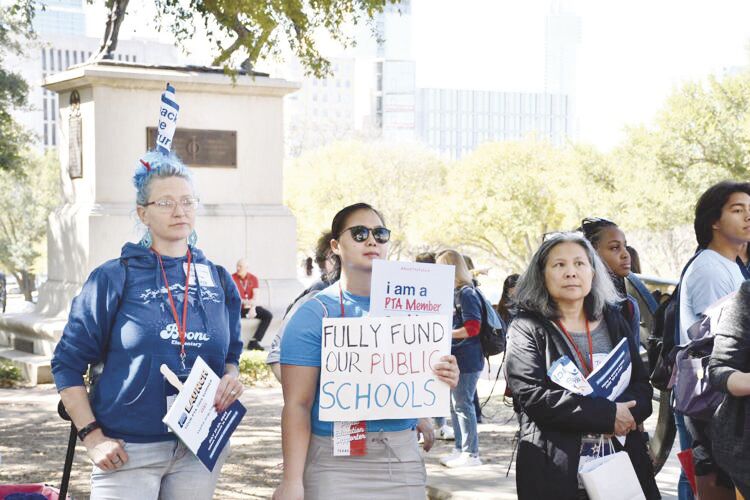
left=332, top=421, right=367, bottom=457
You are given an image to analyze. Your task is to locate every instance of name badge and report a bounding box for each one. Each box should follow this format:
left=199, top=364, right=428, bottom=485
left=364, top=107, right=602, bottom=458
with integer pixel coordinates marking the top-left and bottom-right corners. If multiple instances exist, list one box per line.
left=333, top=421, right=367, bottom=457
left=184, top=263, right=216, bottom=287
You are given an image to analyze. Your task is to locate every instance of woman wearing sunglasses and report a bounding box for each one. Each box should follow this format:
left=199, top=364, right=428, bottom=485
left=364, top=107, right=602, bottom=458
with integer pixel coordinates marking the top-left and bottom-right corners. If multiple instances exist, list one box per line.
left=273, top=202, right=460, bottom=500
left=51, top=151, right=244, bottom=499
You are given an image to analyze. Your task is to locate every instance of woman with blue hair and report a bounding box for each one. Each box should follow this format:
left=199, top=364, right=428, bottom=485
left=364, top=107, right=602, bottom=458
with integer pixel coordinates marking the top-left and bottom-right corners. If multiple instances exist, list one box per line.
left=51, top=151, right=244, bottom=499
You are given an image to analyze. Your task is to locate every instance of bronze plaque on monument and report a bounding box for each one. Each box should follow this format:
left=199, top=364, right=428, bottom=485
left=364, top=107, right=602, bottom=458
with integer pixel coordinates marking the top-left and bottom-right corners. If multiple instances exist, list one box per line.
left=68, top=90, right=83, bottom=179
left=146, top=127, right=237, bottom=168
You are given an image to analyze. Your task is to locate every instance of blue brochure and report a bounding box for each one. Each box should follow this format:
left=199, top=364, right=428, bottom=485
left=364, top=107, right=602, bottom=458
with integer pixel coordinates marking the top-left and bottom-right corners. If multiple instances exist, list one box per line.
left=163, top=356, right=246, bottom=471
left=547, top=338, right=631, bottom=401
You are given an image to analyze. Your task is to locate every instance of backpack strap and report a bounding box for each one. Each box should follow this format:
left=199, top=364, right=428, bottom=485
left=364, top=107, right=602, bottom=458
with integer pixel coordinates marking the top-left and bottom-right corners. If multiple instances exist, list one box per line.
left=625, top=273, right=659, bottom=315
left=216, top=264, right=228, bottom=293
left=673, top=250, right=704, bottom=344
left=736, top=256, right=750, bottom=280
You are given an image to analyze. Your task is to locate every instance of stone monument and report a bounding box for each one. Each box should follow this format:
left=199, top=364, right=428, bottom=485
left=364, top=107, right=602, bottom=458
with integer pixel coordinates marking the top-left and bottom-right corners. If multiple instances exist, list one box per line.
left=0, top=61, right=301, bottom=382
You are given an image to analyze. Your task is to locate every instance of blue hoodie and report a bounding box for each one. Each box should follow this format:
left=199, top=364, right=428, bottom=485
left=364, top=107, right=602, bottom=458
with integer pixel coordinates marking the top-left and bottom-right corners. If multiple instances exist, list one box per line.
left=52, top=243, right=243, bottom=443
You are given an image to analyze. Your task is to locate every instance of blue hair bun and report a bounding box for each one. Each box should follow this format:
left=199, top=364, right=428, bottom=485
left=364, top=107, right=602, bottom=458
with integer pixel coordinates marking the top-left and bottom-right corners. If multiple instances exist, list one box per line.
left=132, top=150, right=188, bottom=191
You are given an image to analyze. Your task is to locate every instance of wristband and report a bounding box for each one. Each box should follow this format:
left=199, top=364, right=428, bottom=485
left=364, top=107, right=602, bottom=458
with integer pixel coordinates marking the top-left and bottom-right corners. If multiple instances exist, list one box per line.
left=77, top=420, right=100, bottom=442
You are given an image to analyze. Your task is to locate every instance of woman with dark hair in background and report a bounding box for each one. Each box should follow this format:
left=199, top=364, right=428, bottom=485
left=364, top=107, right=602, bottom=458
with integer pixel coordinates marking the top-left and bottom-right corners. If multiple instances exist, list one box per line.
left=496, top=273, right=520, bottom=325
left=627, top=245, right=642, bottom=274
left=578, top=217, right=655, bottom=333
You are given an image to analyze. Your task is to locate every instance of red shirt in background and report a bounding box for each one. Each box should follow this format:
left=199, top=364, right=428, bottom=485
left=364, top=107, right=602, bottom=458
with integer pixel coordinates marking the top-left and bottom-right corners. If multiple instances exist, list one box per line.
left=232, top=272, right=258, bottom=301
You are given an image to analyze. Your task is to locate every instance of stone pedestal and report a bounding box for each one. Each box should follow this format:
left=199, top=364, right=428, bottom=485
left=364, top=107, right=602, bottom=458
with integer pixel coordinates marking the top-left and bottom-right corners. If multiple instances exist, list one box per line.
left=0, top=62, right=302, bottom=377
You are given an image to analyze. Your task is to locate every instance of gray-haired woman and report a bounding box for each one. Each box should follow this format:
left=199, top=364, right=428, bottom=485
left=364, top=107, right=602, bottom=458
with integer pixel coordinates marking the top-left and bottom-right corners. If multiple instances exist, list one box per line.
left=505, top=232, right=659, bottom=500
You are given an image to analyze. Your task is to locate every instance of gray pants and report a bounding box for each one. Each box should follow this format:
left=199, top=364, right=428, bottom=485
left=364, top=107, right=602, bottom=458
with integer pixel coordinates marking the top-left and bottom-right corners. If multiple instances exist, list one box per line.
left=304, top=429, right=427, bottom=500
left=90, top=440, right=229, bottom=499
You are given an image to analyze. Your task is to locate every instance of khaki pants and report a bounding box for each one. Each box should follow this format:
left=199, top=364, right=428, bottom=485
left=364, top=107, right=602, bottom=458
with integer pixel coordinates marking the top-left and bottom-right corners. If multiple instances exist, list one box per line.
left=304, top=429, right=426, bottom=500
left=90, top=440, right=228, bottom=500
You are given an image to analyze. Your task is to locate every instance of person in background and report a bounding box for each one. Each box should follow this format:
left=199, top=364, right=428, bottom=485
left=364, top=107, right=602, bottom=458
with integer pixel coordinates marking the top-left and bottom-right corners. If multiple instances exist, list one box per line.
left=267, top=231, right=341, bottom=382
left=232, top=258, right=273, bottom=351
left=437, top=249, right=484, bottom=468
left=678, top=181, right=750, bottom=500
left=495, top=273, right=519, bottom=325
left=0, top=270, right=6, bottom=313
left=708, top=280, right=750, bottom=498
left=627, top=245, right=642, bottom=274
left=415, top=251, right=436, bottom=264
left=416, top=251, right=455, bottom=441
left=462, top=254, right=485, bottom=424
left=578, top=218, right=648, bottom=342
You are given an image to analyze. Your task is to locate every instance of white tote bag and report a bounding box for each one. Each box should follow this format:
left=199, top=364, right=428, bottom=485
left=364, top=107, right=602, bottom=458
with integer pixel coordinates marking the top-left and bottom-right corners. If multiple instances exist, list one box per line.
left=579, top=451, right=646, bottom=500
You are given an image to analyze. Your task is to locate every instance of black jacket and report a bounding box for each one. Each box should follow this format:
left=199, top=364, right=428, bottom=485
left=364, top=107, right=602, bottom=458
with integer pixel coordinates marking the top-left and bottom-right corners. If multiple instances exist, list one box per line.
left=708, top=280, right=750, bottom=486
left=506, top=303, right=660, bottom=500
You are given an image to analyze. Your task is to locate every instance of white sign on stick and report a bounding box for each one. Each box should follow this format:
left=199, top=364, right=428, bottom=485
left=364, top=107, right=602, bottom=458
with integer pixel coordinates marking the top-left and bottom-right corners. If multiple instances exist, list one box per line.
left=370, top=260, right=456, bottom=317
left=319, top=314, right=452, bottom=421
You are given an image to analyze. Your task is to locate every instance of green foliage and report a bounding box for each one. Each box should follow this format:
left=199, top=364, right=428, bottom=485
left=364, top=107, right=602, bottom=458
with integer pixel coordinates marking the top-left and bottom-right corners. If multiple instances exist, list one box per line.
left=151, top=0, right=401, bottom=77
left=0, top=359, right=22, bottom=387
left=281, top=72, right=750, bottom=278
left=0, top=1, right=34, bottom=171
left=238, top=350, right=274, bottom=385
left=0, top=150, right=61, bottom=299
left=285, top=140, right=447, bottom=259
left=435, top=140, right=568, bottom=271
left=653, top=72, right=750, bottom=185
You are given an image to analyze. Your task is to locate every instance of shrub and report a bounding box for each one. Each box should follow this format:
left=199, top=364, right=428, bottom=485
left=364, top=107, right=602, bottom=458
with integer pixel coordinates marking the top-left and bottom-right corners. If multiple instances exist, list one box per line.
left=0, top=359, right=22, bottom=387
left=238, top=351, right=275, bottom=386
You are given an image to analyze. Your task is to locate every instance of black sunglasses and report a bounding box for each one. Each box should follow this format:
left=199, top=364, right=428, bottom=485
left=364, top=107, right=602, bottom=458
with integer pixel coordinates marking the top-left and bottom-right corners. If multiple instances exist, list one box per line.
left=341, top=225, right=391, bottom=244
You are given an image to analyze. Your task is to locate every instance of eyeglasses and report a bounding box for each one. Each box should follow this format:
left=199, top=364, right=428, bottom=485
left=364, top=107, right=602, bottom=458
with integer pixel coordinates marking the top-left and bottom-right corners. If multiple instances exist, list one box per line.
left=340, top=225, right=391, bottom=244
left=142, top=197, right=200, bottom=212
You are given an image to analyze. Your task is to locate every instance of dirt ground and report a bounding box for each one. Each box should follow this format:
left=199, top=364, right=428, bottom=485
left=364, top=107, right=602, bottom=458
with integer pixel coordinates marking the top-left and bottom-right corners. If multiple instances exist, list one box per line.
left=0, top=379, right=518, bottom=499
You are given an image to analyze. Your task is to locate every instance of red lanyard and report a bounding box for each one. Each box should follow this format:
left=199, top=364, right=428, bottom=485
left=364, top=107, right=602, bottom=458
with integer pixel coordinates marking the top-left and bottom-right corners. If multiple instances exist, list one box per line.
left=237, top=276, right=251, bottom=298
left=338, top=282, right=346, bottom=317
left=154, top=248, right=192, bottom=368
left=556, top=318, right=593, bottom=375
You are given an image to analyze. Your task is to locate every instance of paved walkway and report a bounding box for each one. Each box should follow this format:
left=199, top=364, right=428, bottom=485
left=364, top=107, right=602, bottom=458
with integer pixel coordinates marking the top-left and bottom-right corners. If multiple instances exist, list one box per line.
left=0, top=379, right=680, bottom=499
left=0, top=296, right=680, bottom=498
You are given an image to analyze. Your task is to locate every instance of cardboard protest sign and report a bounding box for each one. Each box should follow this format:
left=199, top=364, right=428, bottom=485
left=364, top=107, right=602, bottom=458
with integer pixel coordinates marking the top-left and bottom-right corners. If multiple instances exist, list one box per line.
left=370, top=260, right=455, bottom=317
left=319, top=314, right=452, bottom=421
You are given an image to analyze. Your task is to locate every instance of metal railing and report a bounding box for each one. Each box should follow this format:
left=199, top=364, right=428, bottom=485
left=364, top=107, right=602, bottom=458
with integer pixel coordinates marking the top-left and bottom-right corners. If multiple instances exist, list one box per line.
left=633, top=273, right=678, bottom=289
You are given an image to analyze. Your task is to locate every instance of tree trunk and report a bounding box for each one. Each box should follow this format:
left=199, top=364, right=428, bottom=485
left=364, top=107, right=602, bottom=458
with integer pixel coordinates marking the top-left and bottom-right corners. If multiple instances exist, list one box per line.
left=17, top=270, right=35, bottom=302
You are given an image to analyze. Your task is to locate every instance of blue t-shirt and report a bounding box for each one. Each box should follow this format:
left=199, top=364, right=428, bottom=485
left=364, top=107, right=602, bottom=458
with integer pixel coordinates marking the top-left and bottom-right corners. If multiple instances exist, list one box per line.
left=280, top=283, right=418, bottom=436
left=452, top=286, right=485, bottom=373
